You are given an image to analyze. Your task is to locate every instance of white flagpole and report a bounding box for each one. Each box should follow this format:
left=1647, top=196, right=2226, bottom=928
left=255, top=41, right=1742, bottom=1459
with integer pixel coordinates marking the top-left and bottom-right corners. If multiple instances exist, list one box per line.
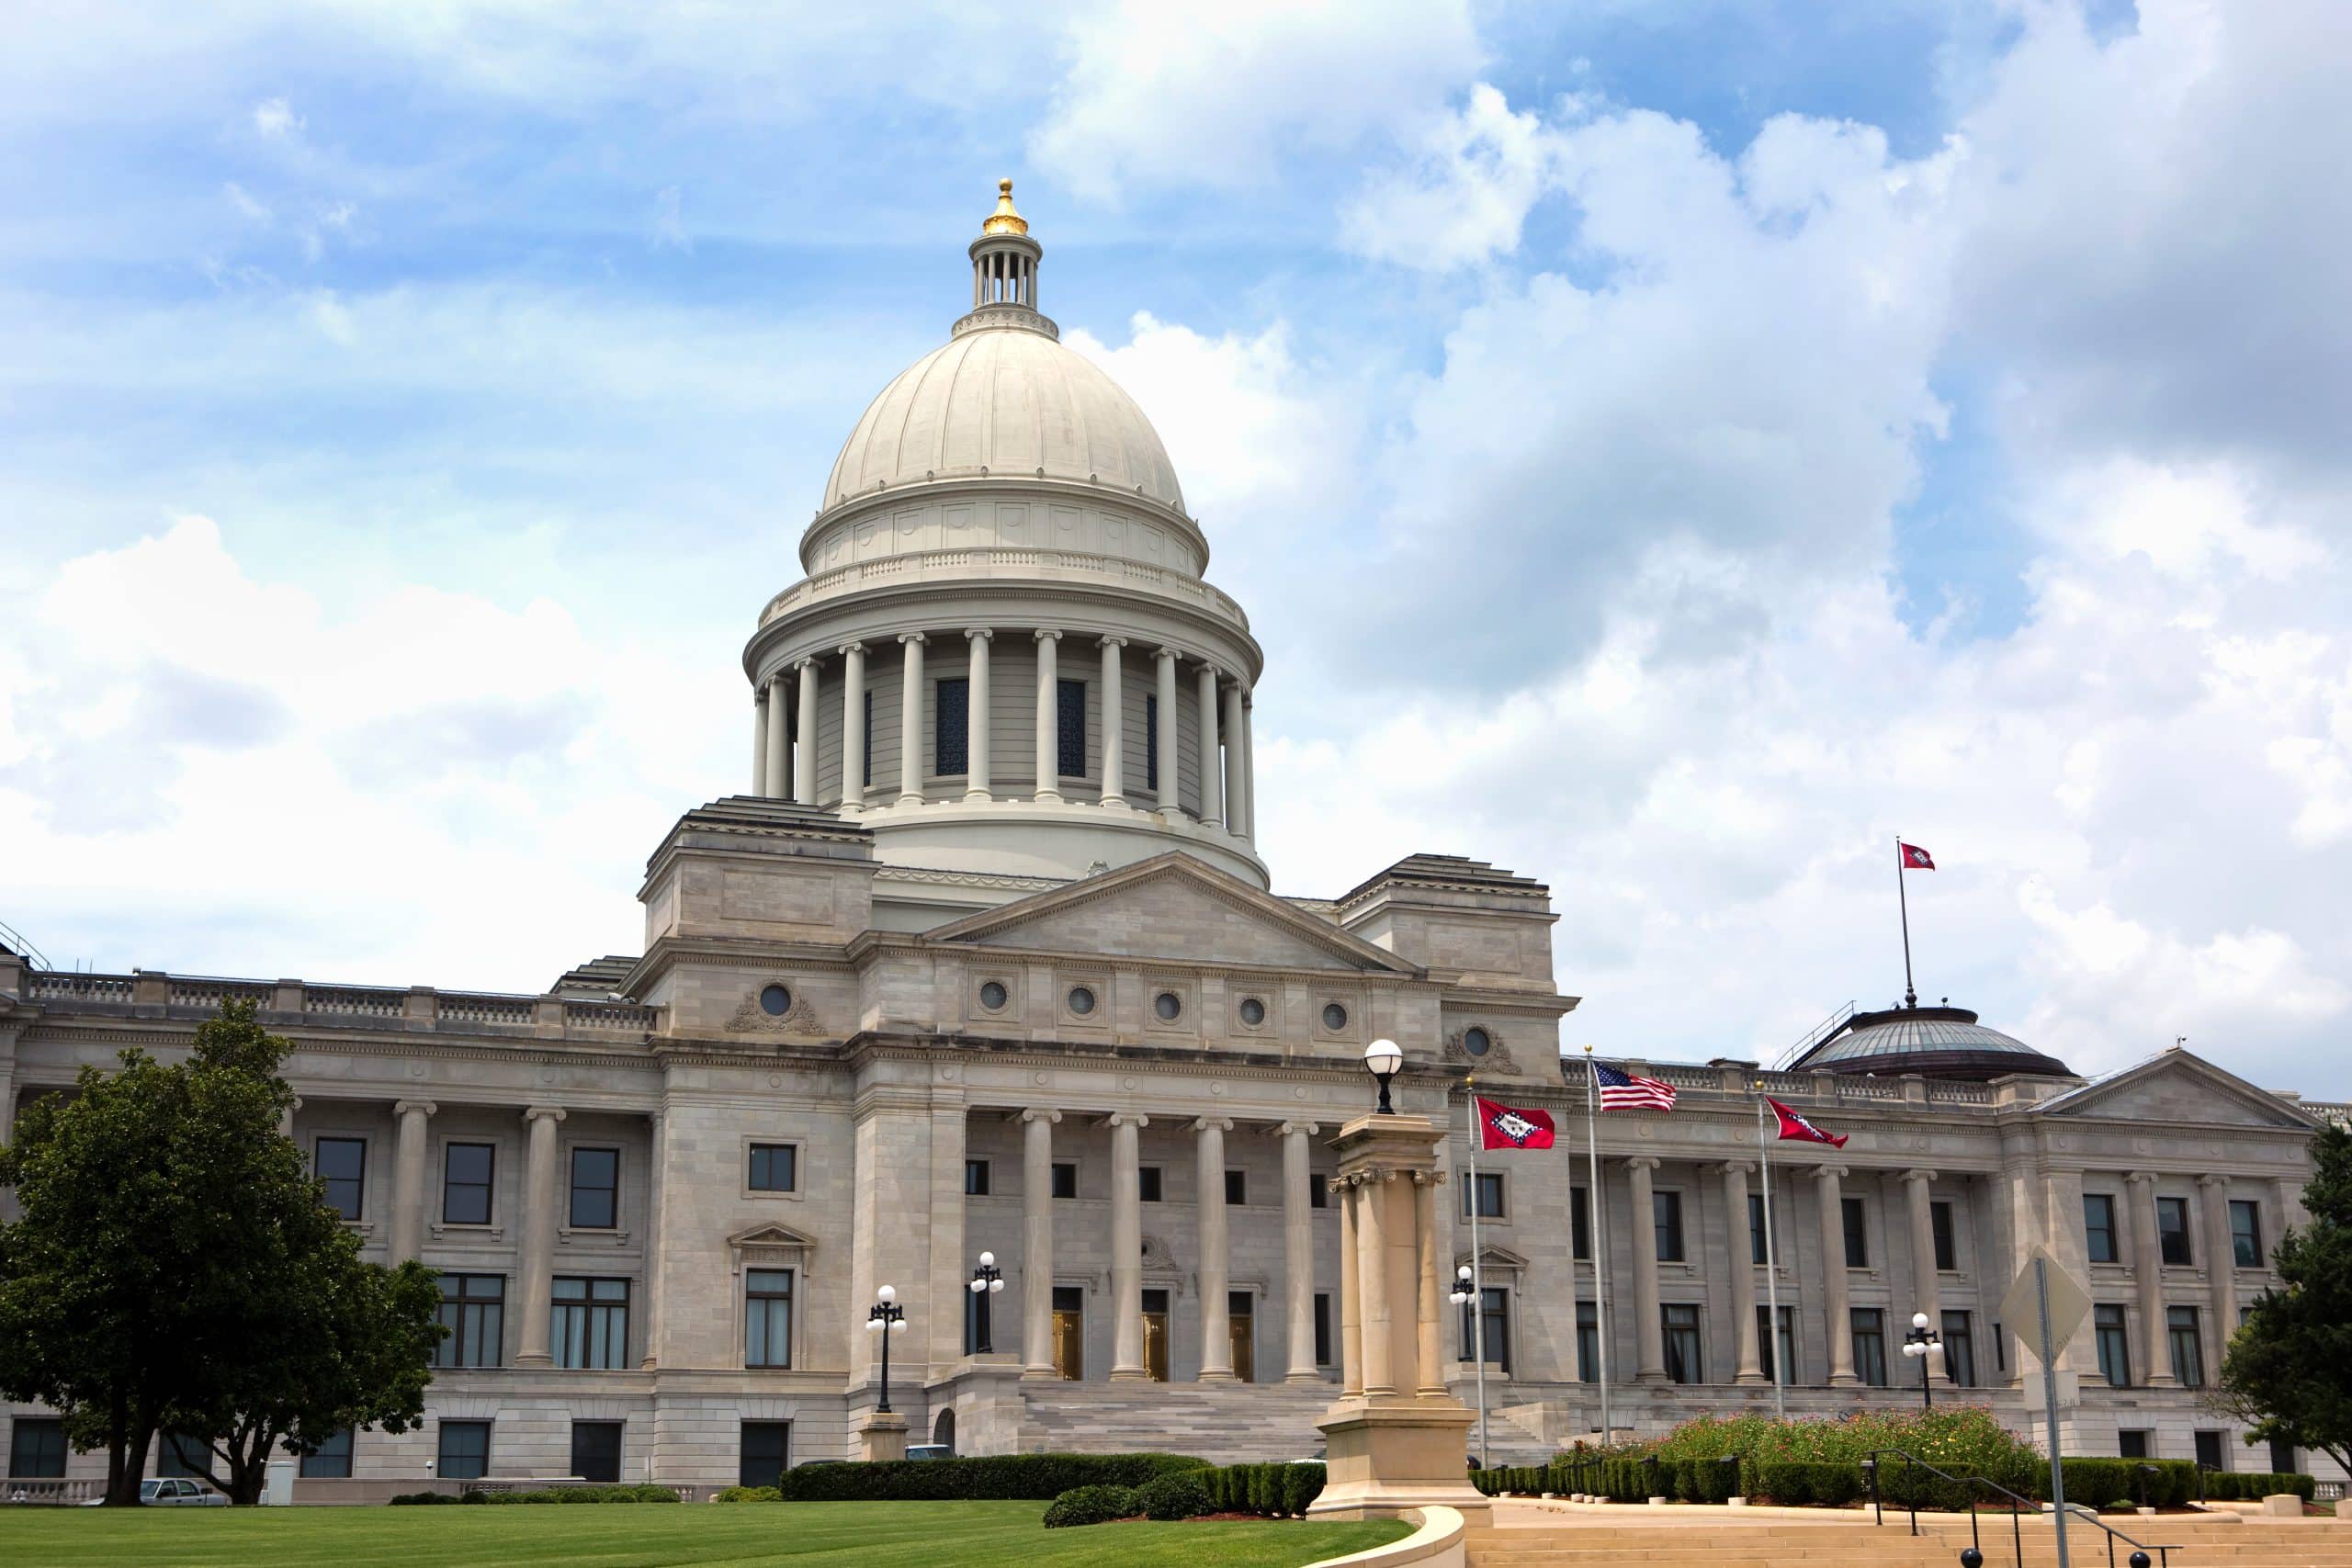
left=1464, top=1079, right=1489, bottom=1467
left=1756, top=1093, right=1786, bottom=1421
left=1586, top=1045, right=1612, bottom=1446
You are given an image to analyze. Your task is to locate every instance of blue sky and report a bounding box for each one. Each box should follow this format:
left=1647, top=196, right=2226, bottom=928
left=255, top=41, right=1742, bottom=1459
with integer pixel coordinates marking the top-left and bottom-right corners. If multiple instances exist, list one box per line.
left=4, top=0, right=2348, bottom=1093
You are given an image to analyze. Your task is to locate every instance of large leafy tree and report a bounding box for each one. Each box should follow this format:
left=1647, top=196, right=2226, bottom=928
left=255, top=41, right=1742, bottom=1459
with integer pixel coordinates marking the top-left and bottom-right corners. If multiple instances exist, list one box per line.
left=0, top=1002, right=441, bottom=1504
left=2215, top=1120, right=2352, bottom=1481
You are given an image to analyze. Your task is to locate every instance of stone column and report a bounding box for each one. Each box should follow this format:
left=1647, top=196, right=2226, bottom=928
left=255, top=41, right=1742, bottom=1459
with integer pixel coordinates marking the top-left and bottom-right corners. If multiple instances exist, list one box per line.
left=965, top=629, right=993, bottom=801
left=1626, top=1156, right=1667, bottom=1382
left=2129, top=1170, right=2177, bottom=1384
left=1195, top=662, right=1224, bottom=828
left=1413, top=1170, right=1447, bottom=1396
left=1337, top=1170, right=1363, bottom=1395
left=640, top=1111, right=667, bottom=1370
left=1021, top=1109, right=1059, bottom=1377
left=1033, top=630, right=1063, bottom=802
left=1814, top=1163, right=1857, bottom=1383
left=1239, top=693, right=1256, bottom=842
left=1194, top=1117, right=1236, bottom=1380
left=793, top=659, right=820, bottom=804
left=1107, top=1112, right=1148, bottom=1380
left=838, top=642, right=867, bottom=810
left=1221, top=682, right=1246, bottom=836
left=280, top=1093, right=301, bottom=1139
left=514, top=1105, right=567, bottom=1367
left=752, top=688, right=771, bottom=796
left=1723, top=1160, right=1766, bottom=1382
left=1098, top=637, right=1126, bottom=806
left=764, top=680, right=789, bottom=801
left=1282, top=1122, right=1321, bottom=1383
left=1903, top=1168, right=1941, bottom=1333
left=390, top=1100, right=436, bottom=1264
left=2199, top=1174, right=2236, bottom=1372
left=897, top=634, right=926, bottom=805
left=1155, top=647, right=1181, bottom=811
left=1353, top=1171, right=1395, bottom=1394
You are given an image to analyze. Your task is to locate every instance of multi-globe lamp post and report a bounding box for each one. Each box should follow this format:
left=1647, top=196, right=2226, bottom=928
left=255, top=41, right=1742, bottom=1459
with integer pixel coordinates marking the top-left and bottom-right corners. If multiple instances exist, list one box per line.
left=866, top=1284, right=909, bottom=1414
left=1900, top=1310, right=1943, bottom=1412
left=967, top=1251, right=1005, bottom=1355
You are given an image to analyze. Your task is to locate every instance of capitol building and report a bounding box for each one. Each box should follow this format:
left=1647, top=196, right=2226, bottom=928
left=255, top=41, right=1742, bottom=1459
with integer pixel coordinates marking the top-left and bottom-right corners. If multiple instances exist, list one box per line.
left=2, top=186, right=2343, bottom=1502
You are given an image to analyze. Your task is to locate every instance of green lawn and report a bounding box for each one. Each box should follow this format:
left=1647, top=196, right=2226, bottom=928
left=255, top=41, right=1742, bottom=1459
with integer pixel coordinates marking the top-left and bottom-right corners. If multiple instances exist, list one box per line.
left=0, top=1498, right=1411, bottom=1568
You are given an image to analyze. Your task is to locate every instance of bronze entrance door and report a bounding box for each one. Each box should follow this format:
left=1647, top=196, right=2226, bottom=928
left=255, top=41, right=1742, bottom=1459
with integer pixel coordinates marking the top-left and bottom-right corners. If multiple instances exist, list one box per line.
left=1142, top=1288, right=1171, bottom=1382
left=1227, top=1291, right=1254, bottom=1382
left=1051, top=1286, right=1083, bottom=1380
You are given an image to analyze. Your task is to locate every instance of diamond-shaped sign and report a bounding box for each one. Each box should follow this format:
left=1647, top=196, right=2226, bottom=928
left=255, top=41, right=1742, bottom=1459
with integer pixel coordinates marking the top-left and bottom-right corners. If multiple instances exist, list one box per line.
left=1999, top=1247, right=2093, bottom=1365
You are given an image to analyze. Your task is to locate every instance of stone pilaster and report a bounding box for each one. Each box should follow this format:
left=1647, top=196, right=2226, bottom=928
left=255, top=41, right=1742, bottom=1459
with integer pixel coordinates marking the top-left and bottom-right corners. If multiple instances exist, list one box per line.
left=1413, top=1168, right=1446, bottom=1396
left=1625, top=1156, right=1667, bottom=1382
left=1193, top=1116, right=1236, bottom=1380
left=390, top=1100, right=436, bottom=1264
left=514, top=1105, right=567, bottom=1367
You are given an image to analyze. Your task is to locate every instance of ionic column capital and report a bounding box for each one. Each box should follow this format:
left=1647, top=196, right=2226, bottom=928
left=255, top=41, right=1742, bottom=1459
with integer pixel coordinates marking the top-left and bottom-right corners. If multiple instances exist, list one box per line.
left=394, top=1100, right=438, bottom=1119
left=1623, top=1155, right=1660, bottom=1172
left=1901, top=1168, right=1938, bottom=1186
left=1196, top=660, right=1223, bottom=680
left=1718, top=1159, right=1757, bottom=1177
left=837, top=640, right=865, bottom=658
left=1190, top=1116, right=1234, bottom=1134
left=1811, top=1163, right=1849, bottom=1181
left=966, top=626, right=993, bottom=643
left=898, top=631, right=927, bottom=646
left=1034, top=627, right=1062, bottom=644
left=1098, top=634, right=1127, bottom=649
left=2196, top=1172, right=2230, bottom=1190
left=2126, top=1169, right=2158, bottom=1187
left=795, top=655, right=819, bottom=671
left=1276, top=1120, right=1321, bottom=1138
left=1104, top=1111, right=1148, bottom=1129
left=1019, top=1107, right=1062, bottom=1126
left=524, top=1105, right=568, bottom=1125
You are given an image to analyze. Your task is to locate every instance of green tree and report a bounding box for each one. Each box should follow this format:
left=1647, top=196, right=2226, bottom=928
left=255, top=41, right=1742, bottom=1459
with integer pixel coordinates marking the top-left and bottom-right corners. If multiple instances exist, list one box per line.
left=0, top=1001, right=442, bottom=1504
left=2215, top=1120, right=2352, bottom=1482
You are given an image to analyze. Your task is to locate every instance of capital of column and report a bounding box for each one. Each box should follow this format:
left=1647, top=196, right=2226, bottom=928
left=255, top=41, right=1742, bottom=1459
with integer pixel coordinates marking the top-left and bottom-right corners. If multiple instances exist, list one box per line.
left=966, top=626, right=993, bottom=643
left=1019, top=1107, right=1062, bottom=1125
left=1105, top=1111, right=1148, bottom=1129
left=836, top=640, right=865, bottom=658
left=1034, top=627, right=1062, bottom=644
left=795, top=655, right=819, bottom=671
left=1901, top=1168, right=1938, bottom=1185
left=394, top=1100, right=438, bottom=1118
left=2196, top=1172, right=2230, bottom=1190
left=1623, top=1155, right=1660, bottom=1172
left=1191, top=1116, right=1234, bottom=1134
left=2125, top=1169, right=2158, bottom=1189
left=1197, top=660, right=1223, bottom=680
left=1276, top=1120, right=1321, bottom=1138
left=1811, top=1163, right=1849, bottom=1181
left=1157, top=645, right=1180, bottom=661
left=1098, top=634, right=1127, bottom=649
left=524, top=1105, right=568, bottom=1124
left=898, top=631, right=926, bottom=646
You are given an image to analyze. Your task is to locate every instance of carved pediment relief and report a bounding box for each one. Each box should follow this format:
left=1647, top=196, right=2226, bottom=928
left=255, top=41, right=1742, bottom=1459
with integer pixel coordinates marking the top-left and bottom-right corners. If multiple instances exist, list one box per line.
left=1443, top=1027, right=1521, bottom=1073
left=725, top=984, right=821, bottom=1037
left=727, top=1220, right=817, bottom=1271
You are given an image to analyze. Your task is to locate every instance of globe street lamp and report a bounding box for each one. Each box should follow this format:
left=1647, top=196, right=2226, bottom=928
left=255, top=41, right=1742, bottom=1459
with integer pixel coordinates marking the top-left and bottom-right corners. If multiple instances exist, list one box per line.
left=1900, top=1310, right=1942, bottom=1412
left=866, top=1284, right=909, bottom=1413
left=1363, top=1038, right=1404, bottom=1115
left=967, top=1251, right=1005, bottom=1355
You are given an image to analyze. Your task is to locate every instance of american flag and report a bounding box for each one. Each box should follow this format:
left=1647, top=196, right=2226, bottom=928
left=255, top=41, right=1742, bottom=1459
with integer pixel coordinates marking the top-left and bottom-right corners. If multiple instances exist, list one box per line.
left=1593, top=1061, right=1678, bottom=1112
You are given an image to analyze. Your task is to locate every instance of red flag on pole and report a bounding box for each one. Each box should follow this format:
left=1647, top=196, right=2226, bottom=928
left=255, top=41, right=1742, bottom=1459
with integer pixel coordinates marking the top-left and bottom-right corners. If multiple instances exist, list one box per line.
left=1765, top=1095, right=1849, bottom=1149
left=1898, top=841, right=1935, bottom=870
left=1475, top=1096, right=1556, bottom=1151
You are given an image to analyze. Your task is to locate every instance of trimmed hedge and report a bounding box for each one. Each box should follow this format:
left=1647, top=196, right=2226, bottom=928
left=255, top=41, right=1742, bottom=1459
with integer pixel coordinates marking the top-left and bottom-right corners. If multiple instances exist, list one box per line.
left=1136, top=1471, right=1213, bottom=1520
left=1199, top=1461, right=1325, bottom=1517
left=714, top=1485, right=782, bottom=1503
left=779, top=1450, right=1205, bottom=1501
left=1042, top=1483, right=1140, bottom=1529
left=2199, top=1470, right=2315, bottom=1502
left=1752, top=1461, right=1864, bottom=1506
left=392, top=1483, right=680, bottom=1506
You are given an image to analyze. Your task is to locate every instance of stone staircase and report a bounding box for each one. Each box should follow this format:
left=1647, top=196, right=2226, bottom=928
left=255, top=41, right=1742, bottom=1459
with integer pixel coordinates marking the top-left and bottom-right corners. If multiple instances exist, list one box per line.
left=1020, top=1380, right=1336, bottom=1462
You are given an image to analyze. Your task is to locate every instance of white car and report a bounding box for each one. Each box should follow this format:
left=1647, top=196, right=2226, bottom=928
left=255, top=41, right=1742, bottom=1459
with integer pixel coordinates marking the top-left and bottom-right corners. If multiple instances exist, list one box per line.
left=79, top=1478, right=231, bottom=1506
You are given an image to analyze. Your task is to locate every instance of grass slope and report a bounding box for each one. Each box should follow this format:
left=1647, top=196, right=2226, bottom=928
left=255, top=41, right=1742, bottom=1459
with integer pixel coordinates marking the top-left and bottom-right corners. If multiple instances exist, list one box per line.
left=0, top=1497, right=1410, bottom=1567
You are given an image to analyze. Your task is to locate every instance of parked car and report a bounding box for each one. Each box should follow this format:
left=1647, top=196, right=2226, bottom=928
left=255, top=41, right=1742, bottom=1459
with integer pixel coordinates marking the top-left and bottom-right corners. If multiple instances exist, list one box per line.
left=80, top=1478, right=230, bottom=1506
left=903, top=1445, right=955, bottom=1461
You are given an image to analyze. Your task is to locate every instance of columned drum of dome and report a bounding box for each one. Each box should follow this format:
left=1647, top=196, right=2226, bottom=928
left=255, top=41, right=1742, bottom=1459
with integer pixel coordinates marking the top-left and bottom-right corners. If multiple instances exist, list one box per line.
left=743, top=182, right=1268, bottom=898
left=1788, top=1002, right=2073, bottom=1081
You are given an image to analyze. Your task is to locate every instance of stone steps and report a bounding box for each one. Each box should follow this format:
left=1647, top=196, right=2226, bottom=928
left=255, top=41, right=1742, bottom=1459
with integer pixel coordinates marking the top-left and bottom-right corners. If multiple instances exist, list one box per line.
left=1469, top=1516, right=2352, bottom=1568
left=1015, top=1379, right=1566, bottom=1465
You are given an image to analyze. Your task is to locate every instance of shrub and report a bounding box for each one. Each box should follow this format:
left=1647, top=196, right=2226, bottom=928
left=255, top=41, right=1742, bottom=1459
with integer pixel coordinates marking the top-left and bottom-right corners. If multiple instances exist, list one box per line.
left=388, top=1490, right=459, bottom=1506
left=1042, top=1483, right=1140, bottom=1529
left=1282, top=1463, right=1325, bottom=1517
left=1136, top=1471, right=1212, bottom=1520
left=715, top=1484, right=781, bottom=1503
left=779, top=1450, right=1204, bottom=1502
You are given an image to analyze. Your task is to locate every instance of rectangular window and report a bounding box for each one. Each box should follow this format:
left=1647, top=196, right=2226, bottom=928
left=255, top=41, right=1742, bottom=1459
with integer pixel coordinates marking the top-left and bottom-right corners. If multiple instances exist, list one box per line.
left=1576, top=1301, right=1600, bottom=1382
left=1749, top=1193, right=1769, bottom=1265
left=2085, top=1194, right=2119, bottom=1264
left=963, top=1158, right=989, bottom=1196
left=570, top=1422, right=622, bottom=1485
left=2158, top=1195, right=2193, bottom=1266
left=443, top=1142, right=494, bottom=1226
left=2230, top=1200, right=2263, bottom=1268
left=750, top=1144, right=797, bottom=1193
left=2095, top=1303, right=2132, bottom=1387
left=1457, top=1287, right=1510, bottom=1373
left=1852, top=1307, right=1888, bottom=1387
left=745, top=1269, right=793, bottom=1369
left=1056, top=677, right=1086, bottom=778
left=1137, top=1165, right=1163, bottom=1202
left=1145, top=693, right=1159, bottom=790
left=1654, top=1190, right=1685, bottom=1262
left=862, top=688, right=873, bottom=787
left=1225, top=1168, right=1247, bottom=1206
left=1842, top=1196, right=1869, bottom=1268
left=436, top=1421, right=492, bottom=1482
left=300, top=1427, right=353, bottom=1479
left=934, top=676, right=969, bottom=775
left=2194, top=1430, right=2224, bottom=1472
left=9, top=1417, right=67, bottom=1479
left=157, top=1432, right=207, bottom=1478
left=1463, top=1171, right=1504, bottom=1220
left=1758, top=1304, right=1794, bottom=1383
left=435, top=1274, right=505, bottom=1368
left=1931, top=1200, right=1957, bottom=1271
left=552, top=1277, right=630, bottom=1370
left=1661, top=1303, right=1702, bottom=1384
left=1942, top=1311, right=1975, bottom=1388
left=2268, top=1437, right=2296, bottom=1475
left=1571, top=1187, right=1591, bottom=1260
left=1310, top=1176, right=1328, bottom=1210
left=2168, top=1303, right=2205, bottom=1387
left=740, top=1421, right=791, bottom=1489
left=1314, top=1292, right=1332, bottom=1366
left=2119, top=1429, right=2150, bottom=1460
left=1051, top=1162, right=1078, bottom=1200
left=1994, top=1321, right=2006, bottom=1372
left=315, top=1136, right=366, bottom=1222
left=569, top=1146, right=618, bottom=1230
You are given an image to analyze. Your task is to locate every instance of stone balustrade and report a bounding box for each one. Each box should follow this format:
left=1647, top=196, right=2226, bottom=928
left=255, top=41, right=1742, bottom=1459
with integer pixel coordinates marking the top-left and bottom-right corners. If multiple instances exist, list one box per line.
left=22, top=969, right=662, bottom=1041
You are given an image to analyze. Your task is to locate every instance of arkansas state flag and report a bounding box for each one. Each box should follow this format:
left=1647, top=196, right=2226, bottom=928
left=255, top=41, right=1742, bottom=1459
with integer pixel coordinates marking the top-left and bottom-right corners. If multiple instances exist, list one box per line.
left=1898, top=840, right=1935, bottom=870
left=1766, top=1096, right=1849, bottom=1149
left=1476, top=1096, right=1556, bottom=1151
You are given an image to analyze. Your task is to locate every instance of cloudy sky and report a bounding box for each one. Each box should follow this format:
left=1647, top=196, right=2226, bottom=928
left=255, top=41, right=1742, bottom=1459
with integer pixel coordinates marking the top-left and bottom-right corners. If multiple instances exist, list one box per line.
left=4, top=0, right=2346, bottom=1094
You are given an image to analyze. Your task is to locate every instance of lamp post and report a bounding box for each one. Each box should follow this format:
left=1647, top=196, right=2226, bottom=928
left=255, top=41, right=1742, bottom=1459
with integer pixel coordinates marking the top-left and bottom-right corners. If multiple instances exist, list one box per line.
left=867, top=1284, right=908, bottom=1413
left=967, top=1251, right=1005, bottom=1355
left=1900, top=1310, right=1942, bottom=1412
left=1363, top=1038, right=1404, bottom=1115
left=1449, top=1263, right=1490, bottom=1468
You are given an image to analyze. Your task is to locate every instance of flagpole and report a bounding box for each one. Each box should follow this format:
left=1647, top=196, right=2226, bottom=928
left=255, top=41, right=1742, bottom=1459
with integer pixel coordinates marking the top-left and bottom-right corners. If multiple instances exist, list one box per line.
left=1896, top=833, right=1917, bottom=1008
left=1585, top=1045, right=1612, bottom=1447
left=1756, top=1094, right=1786, bottom=1421
left=1464, top=1077, right=1489, bottom=1468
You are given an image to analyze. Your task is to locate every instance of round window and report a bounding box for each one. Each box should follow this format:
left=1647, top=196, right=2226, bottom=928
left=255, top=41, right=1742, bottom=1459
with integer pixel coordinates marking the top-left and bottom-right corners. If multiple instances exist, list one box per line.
left=1068, top=986, right=1097, bottom=1017
left=760, top=984, right=791, bottom=1016
left=978, top=980, right=1009, bottom=1011
left=1154, top=991, right=1182, bottom=1021
left=1464, top=1026, right=1491, bottom=1057
left=1238, top=997, right=1267, bottom=1027
left=1321, top=1002, right=1349, bottom=1032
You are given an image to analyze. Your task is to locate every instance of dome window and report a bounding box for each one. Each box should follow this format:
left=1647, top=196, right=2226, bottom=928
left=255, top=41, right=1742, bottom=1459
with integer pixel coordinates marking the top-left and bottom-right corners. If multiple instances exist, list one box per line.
left=759, top=985, right=791, bottom=1016
left=1238, top=997, right=1267, bottom=1028
left=1153, top=991, right=1182, bottom=1022
left=978, top=980, right=1009, bottom=1012
left=1321, top=1002, right=1349, bottom=1032
left=1068, top=986, right=1097, bottom=1018
left=1464, top=1027, right=1491, bottom=1057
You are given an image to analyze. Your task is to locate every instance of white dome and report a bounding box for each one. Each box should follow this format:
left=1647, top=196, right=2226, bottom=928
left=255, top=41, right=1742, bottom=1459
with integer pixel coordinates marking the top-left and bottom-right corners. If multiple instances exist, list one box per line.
left=823, top=323, right=1186, bottom=515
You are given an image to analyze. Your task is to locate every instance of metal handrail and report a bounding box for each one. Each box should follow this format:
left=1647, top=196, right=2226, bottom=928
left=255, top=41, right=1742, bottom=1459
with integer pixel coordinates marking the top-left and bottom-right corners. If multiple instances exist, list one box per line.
left=1862, top=1447, right=2182, bottom=1568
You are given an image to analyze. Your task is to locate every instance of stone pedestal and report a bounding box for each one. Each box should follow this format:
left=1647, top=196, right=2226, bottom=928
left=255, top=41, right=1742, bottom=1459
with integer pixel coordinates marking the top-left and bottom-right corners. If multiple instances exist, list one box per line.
left=859, top=1413, right=909, bottom=1462
left=1307, top=1112, right=1493, bottom=1529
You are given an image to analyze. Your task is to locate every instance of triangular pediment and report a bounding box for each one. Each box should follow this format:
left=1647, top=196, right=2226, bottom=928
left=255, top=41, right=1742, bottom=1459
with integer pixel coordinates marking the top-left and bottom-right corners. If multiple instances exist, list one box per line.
left=923, top=852, right=1419, bottom=975
left=726, top=1221, right=819, bottom=1251
left=2037, top=1049, right=2322, bottom=1131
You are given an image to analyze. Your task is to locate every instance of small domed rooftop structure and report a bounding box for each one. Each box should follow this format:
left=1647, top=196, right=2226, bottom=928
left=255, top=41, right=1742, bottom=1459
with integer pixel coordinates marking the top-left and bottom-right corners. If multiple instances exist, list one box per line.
left=1789, top=1002, right=2072, bottom=1082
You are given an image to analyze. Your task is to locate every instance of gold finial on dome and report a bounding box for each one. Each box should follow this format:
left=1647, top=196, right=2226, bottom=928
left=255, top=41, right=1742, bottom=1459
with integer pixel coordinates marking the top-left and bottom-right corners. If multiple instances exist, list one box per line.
left=982, top=177, right=1029, bottom=236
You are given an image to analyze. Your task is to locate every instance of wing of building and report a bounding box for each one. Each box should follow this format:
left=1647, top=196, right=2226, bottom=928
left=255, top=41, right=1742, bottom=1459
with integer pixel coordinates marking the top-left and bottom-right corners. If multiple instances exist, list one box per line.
left=2, top=186, right=2344, bottom=1502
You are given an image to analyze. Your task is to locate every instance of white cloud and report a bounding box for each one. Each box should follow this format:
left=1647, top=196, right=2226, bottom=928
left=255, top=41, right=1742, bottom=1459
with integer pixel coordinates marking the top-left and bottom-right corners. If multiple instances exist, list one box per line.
left=251, top=96, right=301, bottom=137
left=1340, top=85, right=1565, bottom=269
left=650, top=186, right=689, bottom=252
